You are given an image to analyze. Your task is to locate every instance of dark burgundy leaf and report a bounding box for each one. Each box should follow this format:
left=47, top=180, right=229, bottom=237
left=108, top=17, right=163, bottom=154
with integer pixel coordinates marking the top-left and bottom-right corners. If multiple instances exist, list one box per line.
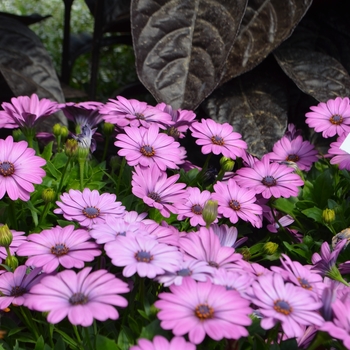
left=131, top=0, right=247, bottom=110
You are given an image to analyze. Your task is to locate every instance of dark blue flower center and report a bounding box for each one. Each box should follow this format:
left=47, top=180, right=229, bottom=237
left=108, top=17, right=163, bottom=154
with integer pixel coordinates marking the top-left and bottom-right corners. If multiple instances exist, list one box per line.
left=262, top=176, right=276, bottom=187
left=286, top=154, right=299, bottom=162
left=11, top=286, right=26, bottom=297
left=274, top=299, right=293, bottom=315
left=298, top=277, right=312, bottom=290
left=195, top=303, right=214, bottom=319
left=177, top=268, right=192, bottom=276
left=140, top=145, right=155, bottom=157
left=211, top=135, right=225, bottom=146
left=135, top=250, right=153, bottom=262
left=330, top=114, right=343, bottom=125
left=0, top=161, right=15, bottom=176
left=69, top=292, right=88, bottom=305
left=83, top=206, right=100, bottom=218
left=208, top=261, right=219, bottom=268
left=191, top=204, right=203, bottom=215
left=148, top=192, right=161, bottom=202
left=51, top=243, right=69, bottom=256
left=229, top=200, right=241, bottom=211
left=135, top=112, right=145, bottom=120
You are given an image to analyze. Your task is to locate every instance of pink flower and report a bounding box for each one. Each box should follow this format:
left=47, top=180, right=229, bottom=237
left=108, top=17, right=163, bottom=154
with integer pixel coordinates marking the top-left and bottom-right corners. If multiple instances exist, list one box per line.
left=131, top=165, right=187, bottom=218
left=0, top=94, right=58, bottom=129
left=54, top=188, right=125, bottom=229
left=105, top=235, right=182, bottom=278
left=190, top=119, right=247, bottom=159
left=249, top=273, right=324, bottom=338
left=130, top=336, right=195, bottom=350
left=212, top=179, right=263, bottom=227
left=0, top=136, right=46, bottom=201
left=25, top=267, right=129, bottom=326
left=234, top=155, right=304, bottom=199
left=16, top=225, right=101, bottom=273
left=211, top=223, right=247, bottom=248
left=155, top=277, right=252, bottom=344
left=115, top=125, right=186, bottom=170
left=327, top=134, right=350, bottom=170
left=305, top=97, right=350, bottom=138
left=269, top=135, right=318, bottom=171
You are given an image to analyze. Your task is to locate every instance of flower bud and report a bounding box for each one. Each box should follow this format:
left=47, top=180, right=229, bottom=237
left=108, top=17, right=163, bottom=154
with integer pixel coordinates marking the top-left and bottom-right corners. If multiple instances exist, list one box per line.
left=109, top=155, right=120, bottom=172
left=53, top=123, right=62, bottom=137
left=64, top=139, right=78, bottom=157
left=42, top=188, right=55, bottom=204
left=220, top=157, right=235, bottom=172
left=323, top=209, right=335, bottom=224
left=0, top=225, right=13, bottom=248
left=12, top=129, right=23, bottom=142
left=263, top=242, right=278, bottom=255
left=60, top=125, right=69, bottom=139
left=102, top=122, right=115, bottom=136
left=202, top=200, right=218, bottom=227
left=303, top=235, right=313, bottom=246
left=5, top=255, right=18, bottom=271
left=240, top=248, right=251, bottom=261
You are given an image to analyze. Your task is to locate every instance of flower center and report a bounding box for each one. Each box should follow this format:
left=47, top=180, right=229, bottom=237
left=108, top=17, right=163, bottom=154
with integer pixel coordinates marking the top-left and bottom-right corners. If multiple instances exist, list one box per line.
left=262, top=176, right=276, bottom=187
left=286, top=154, right=299, bottom=162
left=229, top=200, right=241, bottom=211
left=194, top=303, right=214, bottom=320
left=51, top=243, right=69, bottom=256
left=211, top=135, right=225, bottom=146
left=273, top=299, right=293, bottom=315
left=208, top=261, right=219, bottom=268
left=69, top=292, right=88, bottom=305
left=135, top=250, right=153, bottom=262
left=83, top=206, right=100, bottom=219
left=135, top=112, right=145, bottom=120
left=0, top=161, right=15, bottom=176
left=148, top=192, right=161, bottom=202
left=298, top=277, right=312, bottom=290
left=10, top=286, right=26, bottom=297
left=140, top=145, right=155, bottom=157
left=330, top=114, right=343, bottom=125
left=177, top=268, right=192, bottom=276
left=191, top=204, right=203, bottom=215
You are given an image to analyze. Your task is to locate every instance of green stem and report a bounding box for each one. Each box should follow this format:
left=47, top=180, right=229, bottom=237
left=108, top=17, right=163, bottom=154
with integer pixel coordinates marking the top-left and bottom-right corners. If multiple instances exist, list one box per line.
left=84, top=327, right=93, bottom=350
left=38, top=202, right=51, bottom=227
left=138, top=276, right=145, bottom=310
left=102, top=136, right=110, bottom=162
left=73, top=325, right=83, bottom=349
left=18, top=307, right=40, bottom=340
left=7, top=198, right=17, bottom=230
left=78, top=159, right=85, bottom=191
left=116, top=157, right=126, bottom=194
left=56, top=156, right=72, bottom=197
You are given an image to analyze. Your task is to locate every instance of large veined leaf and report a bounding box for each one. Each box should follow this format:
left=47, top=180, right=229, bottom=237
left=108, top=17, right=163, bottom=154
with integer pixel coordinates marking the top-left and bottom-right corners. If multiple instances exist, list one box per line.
left=0, top=15, right=66, bottom=129
left=219, top=0, right=313, bottom=85
left=131, top=0, right=248, bottom=110
left=200, top=62, right=288, bottom=157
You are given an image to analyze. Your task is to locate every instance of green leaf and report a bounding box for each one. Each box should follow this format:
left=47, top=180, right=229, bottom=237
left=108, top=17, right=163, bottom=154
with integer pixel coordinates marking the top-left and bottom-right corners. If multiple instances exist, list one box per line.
left=34, top=336, right=45, bottom=350
left=41, top=141, right=53, bottom=161
left=45, top=161, right=62, bottom=180
left=272, top=197, right=297, bottom=215
left=95, top=335, right=119, bottom=350
left=52, top=153, right=69, bottom=169
left=302, top=207, right=323, bottom=224
left=54, top=335, right=66, bottom=350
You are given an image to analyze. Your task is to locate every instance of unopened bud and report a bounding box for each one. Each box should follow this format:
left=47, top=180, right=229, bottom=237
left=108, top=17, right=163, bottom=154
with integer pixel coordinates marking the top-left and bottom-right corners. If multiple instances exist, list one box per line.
left=220, top=157, right=235, bottom=172
left=42, top=188, right=55, bottom=204
left=202, top=200, right=218, bottom=227
left=323, top=209, right=335, bottom=224
left=64, top=139, right=78, bottom=157
left=60, top=125, right=69, bottom=139
left=102, top=122, right=115, bottom=136
left=12, top=129, right=22, bottom=142
left=53, top=123, right=62, bottom=137
left=240, top=248, right=251, bottom=261
left=0, top=225, right=13, bottom=248
left=5, top=255, right=18, bottom=271
left=263, top=242, right=278, bottom=255
left=303, top=235, right=313, bottom=246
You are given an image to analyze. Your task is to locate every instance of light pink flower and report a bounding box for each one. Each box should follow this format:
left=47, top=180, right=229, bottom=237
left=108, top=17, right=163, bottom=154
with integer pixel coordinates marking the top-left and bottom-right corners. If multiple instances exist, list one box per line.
left=130, top=336, right=195, bottom=350
left=327, top=134, right=350, bottom=170
left=211, top=223, right=247, bottom=248
left=0, top=136, right=46, bottom=201
left=25, top=267, right=129, bottom=326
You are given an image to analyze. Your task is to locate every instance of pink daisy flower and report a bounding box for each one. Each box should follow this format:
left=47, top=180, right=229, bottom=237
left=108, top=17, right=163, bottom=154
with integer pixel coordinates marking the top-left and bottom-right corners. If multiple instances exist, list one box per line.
left=0, top=136, right=46, bottom=201
left=25, top=267, right=129, bottom=326
left=16, top=225, right=101, bottom=273
left=0, top=226, right=27, bottom=263
left=284, top=123, right=302, bottom=141
left=234, top=155, right=304, bottom=199
left=327, top=134, right=350, bottom=170
left=0, top=94, right=58, bottom=129
left=211, top=223, right=247, bottom=248
left=115, top=125, right=186, bottom=170
left=175, top=187, right=212, bottom=226
left=131, top=165, right=187, bottom=218
left=54, top=188, right=125, bottom=229
left=305, top=97, right=350, bottom=138
left=155, top=277, right=252, bottom=344
left=269, top=135, right=318, bottom=171
left=190, top=118, right=247, bottom=159
left=100, top=95, right=172, bottom=128
left=0, top=265, right=44, bottom=309
left=249, top=273, right=324, bottom=338
left=212, top=178, right=263, bottom=228
left=105, top=234, right=182, bottom=278
left=130, top=336, right=195, bottom=350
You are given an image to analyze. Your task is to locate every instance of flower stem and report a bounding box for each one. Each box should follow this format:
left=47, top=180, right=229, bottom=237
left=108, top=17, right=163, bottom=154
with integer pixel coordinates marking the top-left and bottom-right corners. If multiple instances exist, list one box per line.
left=17, top=306, right=40, bottom=340
left=38, top=202, right=50, bottom=227
left=116, top=157, right=126, bottom=194
left=56, top=156, right=72, bottom=197
left=78, top=159, right=85, bottom=191
left=7, top=198, right=18, bottom=230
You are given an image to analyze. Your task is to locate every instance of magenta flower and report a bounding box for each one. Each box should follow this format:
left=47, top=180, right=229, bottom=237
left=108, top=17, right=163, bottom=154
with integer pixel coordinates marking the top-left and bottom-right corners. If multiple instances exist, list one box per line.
left=249, top=273, right=324, bottom=338
left=0, top=266, right=44, bottom=309
left=212, top=178, right=263, bottom=227
left=0, top=136, right=46, bottom=201
left=1, top=94, right=58, bottom=129
left=115, top=125, right=186, bottom=170
left=100, top=95, right=172, bottom=128
left=284, top=123, right=302, bottom=141
left=16, top=225, right=101, bottom=273
left=0, top=226, right=27, bottom=263
left=235, top=155, right=304, bottom=199
left=175, top=187, right=212, bottom=226
left=155, top=277, right=252, bottom=344
left=54, top=188, right=125, bottom=228
left=130, top=336, right=195, bottom=350
left=190, top=119, right=247, bottom=159
left=269, top=135, right=318, bottom=171
left=211, top=223, right=247, bottom=248
left=25, top=267, right=129, bottom=326
left=305, top=97, right=350, bottom=138
left=327, top=134, right=350, bottom=170
left=105, top=235, right=182, bottom=278
left=132, top=165, right=187, bottom=218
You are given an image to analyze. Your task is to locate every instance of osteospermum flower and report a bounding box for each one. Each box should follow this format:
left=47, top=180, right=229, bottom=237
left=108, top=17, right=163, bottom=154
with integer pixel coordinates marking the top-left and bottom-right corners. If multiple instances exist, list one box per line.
left=212, top=178, right=263, bottom=227
left=130, top=336, right=195, bottom=350
left=132, top=165, right=187, bottom=218
left=305, top=97, right=350, bottom=138
left=235, top=155, right=304, bottom=199
left=0, top=136, right=46, bottom=201
left=249, top=272, right=324, bottom=338
left=16, top=225, right=101, bottom=273
left=54, top=188, right=125, bottom=228
left=190, top=118, right=247, bottom=159
left=25, top=267, right=129, bottom=326
left=115, top=124, right=186, bottom=170
left=155, top=277, right=252, bottom=344
left=327, top=134, right=350, bottom=170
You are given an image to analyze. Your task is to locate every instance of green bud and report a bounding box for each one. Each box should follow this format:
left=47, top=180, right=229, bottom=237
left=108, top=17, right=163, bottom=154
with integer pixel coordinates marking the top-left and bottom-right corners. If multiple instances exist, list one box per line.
left=323, top=208, right=335, bottom=224
left=5, top=255, right=18, bottom=271
left=60, top=125, right=69, bottom=139
left=53, top=123, right=62, bottom=137
left=202, top=200, right=218, bottom=227
left=303, top=235, right=313, bottom=246
left=42, top=188, right=55, bottom=204
left=64, top=139, right=78, bottom=157
left=263, top=242, right=279, bottom=255
left=109, top=155, right=120, bottom=172
left=0, top=225, right=13, bottom=248
left=220, top=157, right=235, bottom=172
left=77, top=145, right=90, bottom=160
left=12, top=129, right=23, bottom=142
left=240, top=248, right=251, bottom=261
left=102, top=122, right=115, bottom=136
